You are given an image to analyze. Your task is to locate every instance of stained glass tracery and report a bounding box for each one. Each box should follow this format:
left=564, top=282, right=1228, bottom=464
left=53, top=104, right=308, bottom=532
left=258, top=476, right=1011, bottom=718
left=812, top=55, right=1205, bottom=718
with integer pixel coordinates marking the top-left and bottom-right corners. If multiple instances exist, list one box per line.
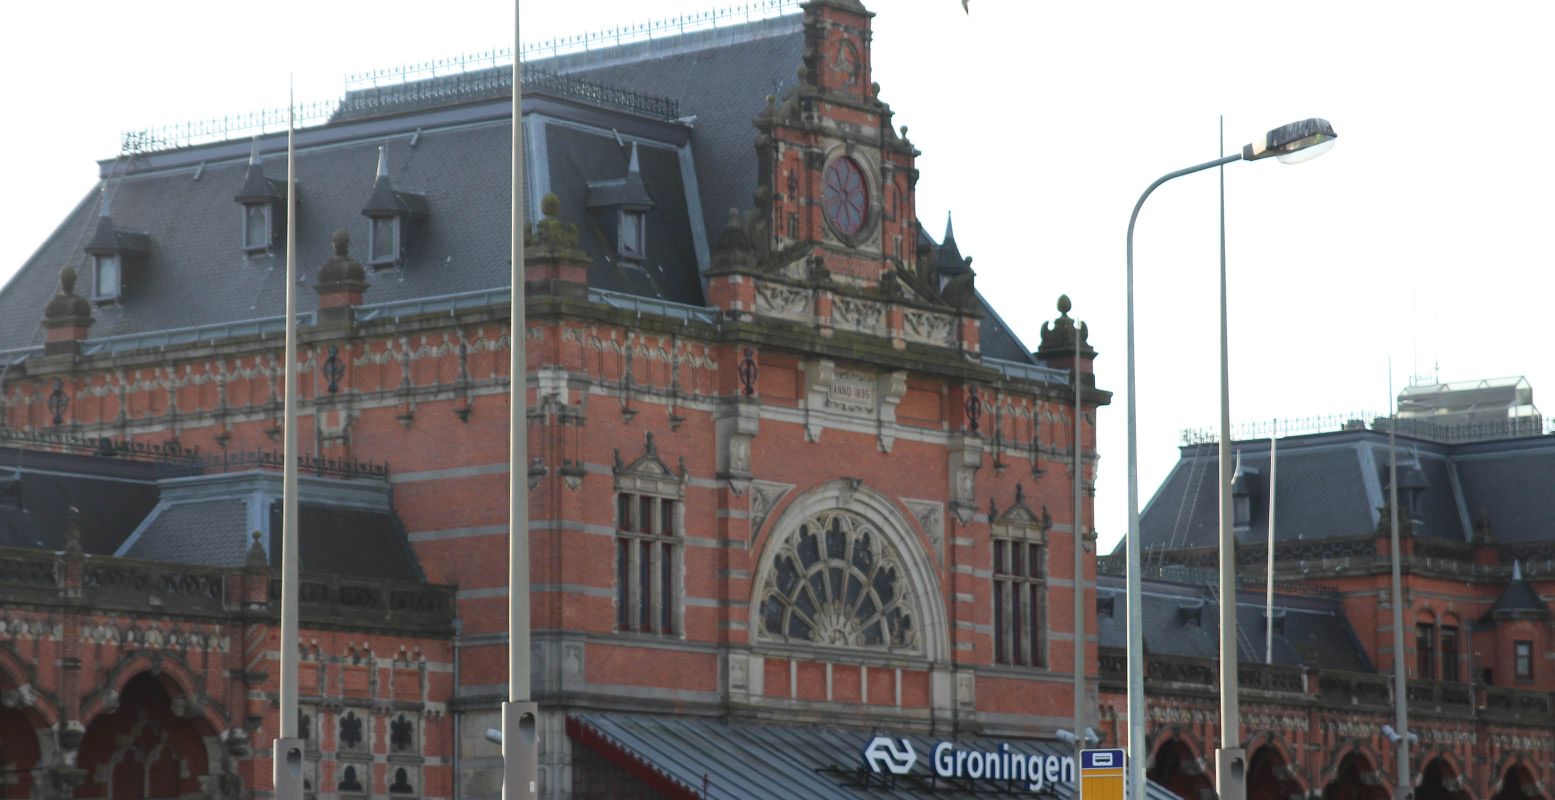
left=758, top=510, right=917, bottom=652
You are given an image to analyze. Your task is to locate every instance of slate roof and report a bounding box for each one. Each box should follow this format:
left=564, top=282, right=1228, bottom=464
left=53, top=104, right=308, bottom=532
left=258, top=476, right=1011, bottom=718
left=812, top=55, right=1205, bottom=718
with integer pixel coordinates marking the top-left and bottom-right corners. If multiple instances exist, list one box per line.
left=269, top=502, right=422, bottom=581
left=569, top=712, right=1182, bottom=800
left=115, top=470, right=423, bottom=581
left=1, top=11, right=1044, bottom=371
left=0, top=447, right=160, bottom=554
left=1138, top=429, right=1555, bottom=552
left=1484, top=568, right=1551, bottom=620
left=1096, top=573, right=1373, bottom=672
left=120, top=498, right=251, bottom=567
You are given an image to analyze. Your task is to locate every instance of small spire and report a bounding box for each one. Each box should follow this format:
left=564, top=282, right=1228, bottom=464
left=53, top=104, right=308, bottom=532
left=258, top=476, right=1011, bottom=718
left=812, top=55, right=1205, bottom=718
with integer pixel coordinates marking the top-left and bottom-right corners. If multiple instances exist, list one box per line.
left=943, top=211, right=955, bottom=245
left=98, top=183, right=112, bottom=218
left=627, top=142, right=641, bottom=176
left=249, top=138, right=261, bottom=166
left=376, top=144, right=389, bottom=179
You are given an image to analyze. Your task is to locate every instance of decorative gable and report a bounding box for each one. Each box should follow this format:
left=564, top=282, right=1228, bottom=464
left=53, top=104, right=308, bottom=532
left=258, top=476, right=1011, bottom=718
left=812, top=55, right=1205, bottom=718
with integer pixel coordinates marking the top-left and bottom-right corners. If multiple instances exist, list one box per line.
left=613, top=431, right=685, bottom=497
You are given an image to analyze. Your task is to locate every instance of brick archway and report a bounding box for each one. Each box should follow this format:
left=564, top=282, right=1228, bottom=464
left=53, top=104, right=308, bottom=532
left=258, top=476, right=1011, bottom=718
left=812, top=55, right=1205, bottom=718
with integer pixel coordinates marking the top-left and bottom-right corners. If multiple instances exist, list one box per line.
left=0, top=704, right=42, bottom=800
left=1148, top=735, right=1214, bottom=800
left=1248, top=740, right=1307, bottom=800
left=74, top=673, right=221, bottom=800
left=1493, top=763, right=1547, bottom=800
left=1417, top=756, right=1473, bottom=800
left=1324, top=751, right=1390, bottom=800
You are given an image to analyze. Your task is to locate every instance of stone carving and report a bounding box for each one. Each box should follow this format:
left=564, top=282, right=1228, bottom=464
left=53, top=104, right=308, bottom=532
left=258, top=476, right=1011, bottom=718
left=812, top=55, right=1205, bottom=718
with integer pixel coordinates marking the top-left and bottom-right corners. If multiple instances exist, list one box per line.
left=948, top=435, right=983, bottom=525
left=902, top=308, right=955, bottom=347
left=832, top=295, right=885, bottom=336
left=876, top=369, right=907, bottom=452
left=902, top=499, right=944, bottom=565
left=757, top=509, right=919, bottom=653
left=755, top=282, right=811, bottom=321
left=748, top=481, right=794, bottom=544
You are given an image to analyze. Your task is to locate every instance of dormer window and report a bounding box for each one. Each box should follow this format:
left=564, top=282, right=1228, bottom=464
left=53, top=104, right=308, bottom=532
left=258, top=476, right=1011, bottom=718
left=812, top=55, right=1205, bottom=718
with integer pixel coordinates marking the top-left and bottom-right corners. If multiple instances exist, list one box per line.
left=93, top=254, right=122, bottom=301
left=82, top=192, right=148, bottom=304
left=587, top=142, right=655, bottom=263
left=243, top=203, right=272, bottom=251
left=369, top=216, right=400, bottom=265
left=360, top=144, right=427, bottom=269
left=619, top=210, right=645, bottom=261
left=234, top=140, right=286, bottom=253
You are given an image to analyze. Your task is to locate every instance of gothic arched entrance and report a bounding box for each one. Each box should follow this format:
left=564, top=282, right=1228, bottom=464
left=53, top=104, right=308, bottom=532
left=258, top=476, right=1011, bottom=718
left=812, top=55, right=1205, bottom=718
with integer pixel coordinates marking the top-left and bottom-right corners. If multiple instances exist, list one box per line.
left=1416, top=758, right=1470, bottom=800
left=1248, top=744, right=1305, bottom=799
left=1493, top=764, right=1546, bottom=800
left=0, top=703, right=42, bottom=799
left=1148, top=737, right=1213, bottom=800
left=1323, top=752, right=1390, bottom=800
left=75, top=673, right=213, bottom=800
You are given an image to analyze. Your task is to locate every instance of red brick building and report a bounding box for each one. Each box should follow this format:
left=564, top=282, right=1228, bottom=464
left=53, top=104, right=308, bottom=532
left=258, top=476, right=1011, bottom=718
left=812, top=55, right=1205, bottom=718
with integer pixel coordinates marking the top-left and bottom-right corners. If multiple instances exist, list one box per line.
left=1117, top=408, right=1555, bottom=800
left=0, top=2, right=1129, bottom=797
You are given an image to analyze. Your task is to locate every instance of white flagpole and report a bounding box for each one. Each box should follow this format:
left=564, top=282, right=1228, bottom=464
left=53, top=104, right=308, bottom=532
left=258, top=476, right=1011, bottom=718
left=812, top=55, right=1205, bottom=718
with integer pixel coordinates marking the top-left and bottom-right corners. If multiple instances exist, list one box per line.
left=1265, top=420, right=1277, bottom=664
left=274, top=76, right=305, bottom=800
left=503, top=0, right=540, bottom=795
left=1387, top=362, right=1412, bottom=799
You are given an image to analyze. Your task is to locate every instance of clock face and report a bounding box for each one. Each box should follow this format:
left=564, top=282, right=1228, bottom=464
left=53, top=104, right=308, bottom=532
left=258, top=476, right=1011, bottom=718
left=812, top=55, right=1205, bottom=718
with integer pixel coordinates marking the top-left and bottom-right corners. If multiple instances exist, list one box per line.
left=822, top=157, right=869, bottom=238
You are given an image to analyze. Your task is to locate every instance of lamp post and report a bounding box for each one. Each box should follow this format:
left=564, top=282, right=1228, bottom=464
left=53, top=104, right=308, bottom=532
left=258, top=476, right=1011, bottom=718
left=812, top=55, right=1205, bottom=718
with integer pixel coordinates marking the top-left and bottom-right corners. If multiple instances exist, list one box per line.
left=503, top=1, right=540, bottom=798
left=1123, top=117, right=1336, bottom=800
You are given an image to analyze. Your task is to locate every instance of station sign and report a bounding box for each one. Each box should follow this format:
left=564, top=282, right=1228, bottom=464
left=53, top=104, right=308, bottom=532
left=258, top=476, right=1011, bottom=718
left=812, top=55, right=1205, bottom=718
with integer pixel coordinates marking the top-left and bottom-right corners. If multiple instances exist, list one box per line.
left=862, top=735, right=1075, bottom=793
left=1079, top=748, right=1126, bottom=800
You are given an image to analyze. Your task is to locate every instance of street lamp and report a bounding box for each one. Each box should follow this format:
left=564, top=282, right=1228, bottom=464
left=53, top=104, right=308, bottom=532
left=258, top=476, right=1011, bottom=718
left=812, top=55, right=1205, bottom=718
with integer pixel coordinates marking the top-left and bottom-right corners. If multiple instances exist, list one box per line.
left=504, top=3, right=540, bottom=800
left=1123, top=117, right=1335, bottom=800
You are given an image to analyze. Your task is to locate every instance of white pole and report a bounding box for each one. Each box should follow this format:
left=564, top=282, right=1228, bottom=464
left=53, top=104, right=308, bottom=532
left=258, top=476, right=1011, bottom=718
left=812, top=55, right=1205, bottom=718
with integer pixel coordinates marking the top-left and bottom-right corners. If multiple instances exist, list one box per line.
left=273, top=77, right=304, bottom=800
left=503, top=0, right=540, bottom=796
left=1072, top=309, right=1085, bottom=766
left=1213, top=114, right=1246, bottom=800
left=1388, top=366, right=1412, bottom=800
left=1264, top=421, right=1277, bottom=664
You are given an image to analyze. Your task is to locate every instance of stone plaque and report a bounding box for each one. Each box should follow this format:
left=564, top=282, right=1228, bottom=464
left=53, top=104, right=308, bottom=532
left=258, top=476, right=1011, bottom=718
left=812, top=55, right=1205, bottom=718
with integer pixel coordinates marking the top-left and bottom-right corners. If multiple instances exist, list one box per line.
left=828, top=370, right=876, bottom=414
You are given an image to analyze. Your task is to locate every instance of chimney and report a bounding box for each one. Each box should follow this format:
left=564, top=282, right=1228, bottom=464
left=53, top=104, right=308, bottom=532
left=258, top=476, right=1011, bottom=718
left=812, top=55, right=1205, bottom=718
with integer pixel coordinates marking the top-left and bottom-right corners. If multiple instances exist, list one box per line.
left=524, top=193, right=589, bottom=298
left=41, top=266, right=94, bottom=356
left=314, top=229, right=369, bottom=325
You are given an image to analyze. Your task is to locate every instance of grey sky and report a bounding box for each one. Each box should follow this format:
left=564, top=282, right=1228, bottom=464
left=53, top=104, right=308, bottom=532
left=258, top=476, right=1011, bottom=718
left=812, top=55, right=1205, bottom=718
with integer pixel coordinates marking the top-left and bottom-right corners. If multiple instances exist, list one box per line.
left=4, top=1, right=1552, bottom=551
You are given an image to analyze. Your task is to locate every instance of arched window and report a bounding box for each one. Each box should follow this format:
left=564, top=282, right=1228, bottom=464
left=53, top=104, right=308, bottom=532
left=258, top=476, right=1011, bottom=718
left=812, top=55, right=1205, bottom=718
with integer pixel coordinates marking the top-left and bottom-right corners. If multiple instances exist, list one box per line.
left=757, top=509, right=919, bottom=653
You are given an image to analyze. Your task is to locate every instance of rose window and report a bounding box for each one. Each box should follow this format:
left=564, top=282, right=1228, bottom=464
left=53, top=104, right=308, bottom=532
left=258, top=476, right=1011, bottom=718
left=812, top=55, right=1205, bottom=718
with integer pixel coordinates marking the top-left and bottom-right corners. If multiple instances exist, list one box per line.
left=758, top=510, right=917, bottom=652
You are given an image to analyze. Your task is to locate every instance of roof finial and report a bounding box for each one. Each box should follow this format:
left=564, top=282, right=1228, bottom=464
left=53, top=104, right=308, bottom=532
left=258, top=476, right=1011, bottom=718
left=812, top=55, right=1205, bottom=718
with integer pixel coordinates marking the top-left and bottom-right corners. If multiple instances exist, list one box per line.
left=98, top=182, right=112, bottom=218
left=249, top=137, right=261, bottom=166
left=1514, top=559, right=1523, bottom=581
left=376, top=144, right=389, bottom=179
left=627, top=142, right=641, bottom=176
left=943, top=210, right=955, bottom=244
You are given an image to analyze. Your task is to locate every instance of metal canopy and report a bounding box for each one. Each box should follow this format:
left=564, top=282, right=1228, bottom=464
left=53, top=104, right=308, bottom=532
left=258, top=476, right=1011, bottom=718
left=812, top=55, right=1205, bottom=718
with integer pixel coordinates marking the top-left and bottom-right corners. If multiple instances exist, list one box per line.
left=568, top=712, right=1181, bottom=799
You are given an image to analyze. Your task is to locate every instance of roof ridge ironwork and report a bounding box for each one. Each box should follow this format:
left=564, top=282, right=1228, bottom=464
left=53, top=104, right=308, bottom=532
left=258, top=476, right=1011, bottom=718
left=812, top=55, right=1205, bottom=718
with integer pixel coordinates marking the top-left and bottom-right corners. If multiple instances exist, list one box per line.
left=344, top=0, right=799, bottom=91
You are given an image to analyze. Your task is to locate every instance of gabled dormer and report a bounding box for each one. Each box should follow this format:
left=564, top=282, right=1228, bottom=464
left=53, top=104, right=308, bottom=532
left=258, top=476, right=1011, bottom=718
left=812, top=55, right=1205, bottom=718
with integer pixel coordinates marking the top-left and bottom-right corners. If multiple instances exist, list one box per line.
left=360, top=145, right=427, bottom=268
left=82, top=190, right=150, bottom=303
left=587, top=143, right=655, bottom=263
left=233, top=140, right=287, bottom=254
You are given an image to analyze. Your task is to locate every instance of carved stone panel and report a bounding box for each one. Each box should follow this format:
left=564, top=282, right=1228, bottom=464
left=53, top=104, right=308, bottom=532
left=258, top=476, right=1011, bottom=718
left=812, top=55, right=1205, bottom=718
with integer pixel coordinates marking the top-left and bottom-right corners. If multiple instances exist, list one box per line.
left=902, top=498, right=945, bottom=566
left=755, top=282, right=811, bottom=322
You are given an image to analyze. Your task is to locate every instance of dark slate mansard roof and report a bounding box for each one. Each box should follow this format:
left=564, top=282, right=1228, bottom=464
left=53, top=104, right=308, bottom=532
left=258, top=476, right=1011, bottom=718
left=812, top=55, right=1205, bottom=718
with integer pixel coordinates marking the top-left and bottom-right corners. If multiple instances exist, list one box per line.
left=1095, top=573, right=1373, bottom=672
left=0, top=443, right=422, bottom=581
left=0, top=12, right=1042, bottom=368
left=1136, top=428, right=1555, bottom=552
